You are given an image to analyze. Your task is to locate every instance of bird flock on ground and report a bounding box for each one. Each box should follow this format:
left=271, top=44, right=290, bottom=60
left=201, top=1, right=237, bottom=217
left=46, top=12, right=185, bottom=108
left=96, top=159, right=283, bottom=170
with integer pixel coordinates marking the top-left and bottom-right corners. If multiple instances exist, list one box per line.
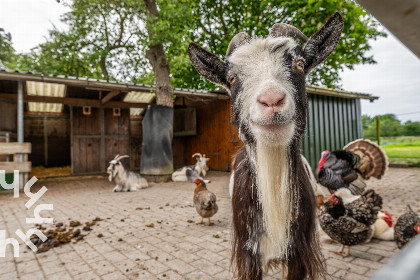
left=315, top=139, right=420, bottom=257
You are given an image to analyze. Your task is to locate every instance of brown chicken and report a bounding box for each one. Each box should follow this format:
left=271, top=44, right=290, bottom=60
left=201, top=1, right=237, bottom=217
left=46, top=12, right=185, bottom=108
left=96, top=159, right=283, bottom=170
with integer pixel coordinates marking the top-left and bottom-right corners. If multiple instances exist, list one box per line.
left=193, top=178, right=218, bottom=226
left=394, top=204, right=420, bottom=249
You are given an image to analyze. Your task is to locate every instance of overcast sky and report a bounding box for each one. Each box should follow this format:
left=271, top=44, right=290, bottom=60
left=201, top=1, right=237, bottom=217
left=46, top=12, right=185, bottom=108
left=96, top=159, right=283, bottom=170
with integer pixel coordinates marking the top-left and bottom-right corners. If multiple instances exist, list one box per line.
left=1, top=0, right=420, bottom=122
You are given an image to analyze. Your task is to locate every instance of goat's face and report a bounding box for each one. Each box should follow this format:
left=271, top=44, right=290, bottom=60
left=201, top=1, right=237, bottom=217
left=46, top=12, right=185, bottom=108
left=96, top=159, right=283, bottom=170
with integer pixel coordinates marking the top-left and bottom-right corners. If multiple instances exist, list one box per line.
left=228, top=37, right=303, bottom=145
left=107, top=161, right=119, bottom=182
left=189, top=13, right=343, bottom=146
left=195, top=156, right=210, bottom=175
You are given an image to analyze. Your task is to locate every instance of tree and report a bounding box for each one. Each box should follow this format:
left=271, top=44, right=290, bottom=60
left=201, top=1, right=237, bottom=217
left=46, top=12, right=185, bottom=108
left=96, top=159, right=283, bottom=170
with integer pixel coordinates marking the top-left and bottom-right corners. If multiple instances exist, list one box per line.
left=0, top=27, right=15, bottom=67
left=402, top=121, right=420, bottom=136
left=170, top=0, right=386, bottom=90
left=13, top=29, right=103, bottom=79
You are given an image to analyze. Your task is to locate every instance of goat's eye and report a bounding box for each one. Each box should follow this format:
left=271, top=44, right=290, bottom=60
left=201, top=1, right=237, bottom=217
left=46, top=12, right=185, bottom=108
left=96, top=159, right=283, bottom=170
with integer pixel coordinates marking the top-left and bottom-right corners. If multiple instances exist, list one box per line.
left=296, top=61, right=304, bottom=71
left=228, top=75, right=237, bottom=85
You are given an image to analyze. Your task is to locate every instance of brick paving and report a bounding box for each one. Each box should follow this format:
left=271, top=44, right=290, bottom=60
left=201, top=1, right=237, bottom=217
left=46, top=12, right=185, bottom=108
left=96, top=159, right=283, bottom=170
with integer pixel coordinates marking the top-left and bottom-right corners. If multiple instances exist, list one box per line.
left=0, top=167, right=419, bottom=279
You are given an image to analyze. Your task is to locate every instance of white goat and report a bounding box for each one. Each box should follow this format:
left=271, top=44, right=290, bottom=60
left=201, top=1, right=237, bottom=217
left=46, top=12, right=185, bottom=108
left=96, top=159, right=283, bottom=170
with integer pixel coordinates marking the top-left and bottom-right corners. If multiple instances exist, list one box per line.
left=189, top=12, right=343, bottom=280
left=107, top=154, right=149, bottom=192
left=172, top=153, right=210, bottom=183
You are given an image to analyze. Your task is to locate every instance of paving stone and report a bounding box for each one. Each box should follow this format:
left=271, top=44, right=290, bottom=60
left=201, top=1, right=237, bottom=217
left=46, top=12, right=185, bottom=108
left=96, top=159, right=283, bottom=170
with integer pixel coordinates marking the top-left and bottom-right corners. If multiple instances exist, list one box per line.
left=165, top=258, right=196, bottom=274
left=0, top=168, right=418, bottom=280
left=0, top=271, right=18, bottom=280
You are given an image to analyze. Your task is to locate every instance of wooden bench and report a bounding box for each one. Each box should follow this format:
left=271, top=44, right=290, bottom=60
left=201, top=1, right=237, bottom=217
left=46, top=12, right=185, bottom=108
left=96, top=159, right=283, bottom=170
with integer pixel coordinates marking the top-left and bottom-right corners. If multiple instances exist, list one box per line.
left=0, top=142, right=32, bottom=188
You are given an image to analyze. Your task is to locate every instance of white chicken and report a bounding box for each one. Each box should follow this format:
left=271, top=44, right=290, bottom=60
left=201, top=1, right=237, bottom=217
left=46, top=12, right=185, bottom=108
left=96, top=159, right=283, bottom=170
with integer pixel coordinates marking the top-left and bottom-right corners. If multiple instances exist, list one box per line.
left=373, top=211, right=394, bottom=241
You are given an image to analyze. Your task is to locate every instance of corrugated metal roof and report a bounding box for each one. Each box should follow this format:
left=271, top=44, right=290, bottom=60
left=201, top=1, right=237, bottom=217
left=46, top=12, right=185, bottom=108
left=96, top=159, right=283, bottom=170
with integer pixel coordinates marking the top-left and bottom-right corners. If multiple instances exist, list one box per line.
left=26, top=81, right=66, bottom=113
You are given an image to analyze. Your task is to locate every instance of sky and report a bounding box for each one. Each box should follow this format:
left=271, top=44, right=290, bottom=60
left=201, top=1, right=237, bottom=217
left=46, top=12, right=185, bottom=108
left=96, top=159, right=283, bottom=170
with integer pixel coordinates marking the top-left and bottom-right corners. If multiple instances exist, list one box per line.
left=1, top=0, right=420, bottom=122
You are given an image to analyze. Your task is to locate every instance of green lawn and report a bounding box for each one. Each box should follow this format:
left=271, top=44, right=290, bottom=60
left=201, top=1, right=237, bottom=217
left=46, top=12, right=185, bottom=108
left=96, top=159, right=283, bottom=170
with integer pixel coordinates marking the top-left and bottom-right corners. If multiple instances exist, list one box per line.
left=382, top=140, right=420, bottom=166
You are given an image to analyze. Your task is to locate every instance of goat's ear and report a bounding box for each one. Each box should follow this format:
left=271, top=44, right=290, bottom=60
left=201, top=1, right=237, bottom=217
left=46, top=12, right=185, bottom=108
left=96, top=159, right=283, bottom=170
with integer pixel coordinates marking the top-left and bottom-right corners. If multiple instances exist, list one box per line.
left=303, top=12, right=343, bottom=74
left=188, top=43, right=228, bottom=88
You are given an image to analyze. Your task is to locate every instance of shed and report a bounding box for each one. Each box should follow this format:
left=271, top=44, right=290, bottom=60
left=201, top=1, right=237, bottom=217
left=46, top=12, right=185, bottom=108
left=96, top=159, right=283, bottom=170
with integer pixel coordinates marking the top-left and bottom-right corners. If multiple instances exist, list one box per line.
left=173, top=87, right=377, bottom=171
left=0, top=69, right=227, bottom=175
left=0, top=69, right=377, bottom=176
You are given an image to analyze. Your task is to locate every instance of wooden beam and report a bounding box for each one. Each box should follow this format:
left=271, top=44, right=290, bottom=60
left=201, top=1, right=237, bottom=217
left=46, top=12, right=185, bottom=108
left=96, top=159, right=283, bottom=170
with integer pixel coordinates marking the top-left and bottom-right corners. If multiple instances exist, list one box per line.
left=0, top=93, right=149, bottom=108
left=101, top=90, right=120, bottom=104
left=44, top=116, right=48, bottom=167
left=0, top=143, right=31, bottom=154
left=0, top=161, right=31, bottom=173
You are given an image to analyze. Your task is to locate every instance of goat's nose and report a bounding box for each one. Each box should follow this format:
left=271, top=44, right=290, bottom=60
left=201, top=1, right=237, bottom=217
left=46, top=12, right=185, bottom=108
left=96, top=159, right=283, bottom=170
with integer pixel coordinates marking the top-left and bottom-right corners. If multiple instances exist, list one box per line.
left=257, top=92, right=286, bottom=112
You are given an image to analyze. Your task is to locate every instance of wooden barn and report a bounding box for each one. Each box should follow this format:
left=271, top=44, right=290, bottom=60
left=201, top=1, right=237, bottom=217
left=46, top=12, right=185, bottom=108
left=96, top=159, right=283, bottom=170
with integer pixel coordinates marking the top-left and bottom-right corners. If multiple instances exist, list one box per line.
left=0, top=69, right=377, bottom=180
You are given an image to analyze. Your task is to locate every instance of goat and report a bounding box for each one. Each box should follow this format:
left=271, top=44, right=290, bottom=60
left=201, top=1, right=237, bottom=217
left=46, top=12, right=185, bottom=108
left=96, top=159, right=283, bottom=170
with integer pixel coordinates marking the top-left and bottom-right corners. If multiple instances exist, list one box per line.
left=171, top=153, right=210, bottom=183
left=189, top=13, right=343, bottom=280
left=107, top=154, right=149, bottom=192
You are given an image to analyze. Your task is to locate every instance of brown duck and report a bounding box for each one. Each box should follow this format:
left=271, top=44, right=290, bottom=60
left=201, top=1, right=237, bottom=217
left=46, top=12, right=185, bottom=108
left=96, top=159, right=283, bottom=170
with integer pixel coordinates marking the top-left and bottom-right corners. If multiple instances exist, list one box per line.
left=193, top=178, right=218, bottom=226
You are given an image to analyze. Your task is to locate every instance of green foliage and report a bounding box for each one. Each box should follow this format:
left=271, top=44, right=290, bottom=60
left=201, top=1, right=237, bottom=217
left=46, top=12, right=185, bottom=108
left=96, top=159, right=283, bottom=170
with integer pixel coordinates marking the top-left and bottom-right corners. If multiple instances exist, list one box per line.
left=13, top=29, right=103, bottom=78
left=402, top=121, right=420, bottom=136
left=363, top=114, right=420, bottom=139
left=171, top=0, right=386, bottom=90
left=9, top=0, right=385, bottom=90
left=0, top=27, right=15, bottom=67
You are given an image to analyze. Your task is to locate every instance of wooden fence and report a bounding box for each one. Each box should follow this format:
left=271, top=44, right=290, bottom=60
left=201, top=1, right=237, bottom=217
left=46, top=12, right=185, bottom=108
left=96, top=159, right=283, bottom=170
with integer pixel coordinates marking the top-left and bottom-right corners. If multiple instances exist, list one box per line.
left=0, top=142, right=31, bottom=188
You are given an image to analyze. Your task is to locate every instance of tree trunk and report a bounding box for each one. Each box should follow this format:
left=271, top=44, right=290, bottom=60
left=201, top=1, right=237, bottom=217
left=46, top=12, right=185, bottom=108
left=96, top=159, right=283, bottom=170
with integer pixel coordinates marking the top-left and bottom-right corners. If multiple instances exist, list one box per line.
left=145, top=45, right=173, bottom=107
left=143, top=0, right=173, bottom=107
left=99, top=56, right=110, bottom=82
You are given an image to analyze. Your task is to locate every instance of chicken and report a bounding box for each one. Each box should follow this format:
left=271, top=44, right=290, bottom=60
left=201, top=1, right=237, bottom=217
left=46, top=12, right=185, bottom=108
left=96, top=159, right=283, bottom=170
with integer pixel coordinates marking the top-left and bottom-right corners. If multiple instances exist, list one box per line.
left=319, top=189, right=382, bottom=257
left=193, top=178, right=218, bottom=226
left=316, top=139, right=388, bottom=195
left=373, top=211, right=395, bottom=241
left=394, top=204, right=420, bottom=249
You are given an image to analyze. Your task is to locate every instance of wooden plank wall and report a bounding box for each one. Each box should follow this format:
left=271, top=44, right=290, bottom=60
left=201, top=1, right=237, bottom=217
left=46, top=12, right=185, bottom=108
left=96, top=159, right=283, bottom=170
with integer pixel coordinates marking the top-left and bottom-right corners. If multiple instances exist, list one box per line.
left=0, top=100, right=17, bottom=132
left=130, top=118, right=142, bottom=170
left=72, top=107, right=101, bottom=174
left=24, top=115, right=70, bottom=167
left=72, top=107, right=130, bottom=174
left=173, top=99, right=241, bottom=172
left=104, top=108, right=130, bottom=169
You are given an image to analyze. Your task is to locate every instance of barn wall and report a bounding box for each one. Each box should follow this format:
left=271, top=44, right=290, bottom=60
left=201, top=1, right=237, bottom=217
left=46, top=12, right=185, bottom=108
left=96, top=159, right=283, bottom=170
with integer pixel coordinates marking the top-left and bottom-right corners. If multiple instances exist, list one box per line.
left=0, top=100, right=17, bottom=132
left=302, top=95, right=363, bottom=170
left=130, top=118, right=143, bottom=170
left=24, top=115, right=70, bottom=167
left=72, top=107, right=130, bottom=174
left=173, top=99, right=241, bottom=172
left=173, top=95, right=363, bottom=173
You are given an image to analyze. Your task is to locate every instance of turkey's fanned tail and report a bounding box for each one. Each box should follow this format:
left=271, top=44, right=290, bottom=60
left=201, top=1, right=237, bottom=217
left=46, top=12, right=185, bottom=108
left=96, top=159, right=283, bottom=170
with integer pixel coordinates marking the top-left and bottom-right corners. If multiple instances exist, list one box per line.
left=344, top=139, right=388, bottom=180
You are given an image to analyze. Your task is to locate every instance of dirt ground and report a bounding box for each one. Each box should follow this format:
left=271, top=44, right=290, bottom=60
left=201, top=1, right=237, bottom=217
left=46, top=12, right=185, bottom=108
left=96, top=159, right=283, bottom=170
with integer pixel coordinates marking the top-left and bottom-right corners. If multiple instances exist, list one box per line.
left=0, top=167, right=419, bottom=279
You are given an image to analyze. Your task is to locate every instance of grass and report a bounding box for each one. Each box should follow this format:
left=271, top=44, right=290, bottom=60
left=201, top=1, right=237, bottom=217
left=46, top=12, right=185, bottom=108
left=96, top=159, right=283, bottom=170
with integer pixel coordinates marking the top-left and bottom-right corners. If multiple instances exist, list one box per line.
left=380, top=137, right=420, bottom=167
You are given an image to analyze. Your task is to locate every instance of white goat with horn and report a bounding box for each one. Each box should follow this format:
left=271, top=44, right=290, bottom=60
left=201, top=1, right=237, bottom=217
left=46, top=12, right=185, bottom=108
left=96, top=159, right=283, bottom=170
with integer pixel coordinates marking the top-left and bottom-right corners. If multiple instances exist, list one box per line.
left=107, top=154, right=149, bottom=192
left=172, top=153, right=210, bottom=183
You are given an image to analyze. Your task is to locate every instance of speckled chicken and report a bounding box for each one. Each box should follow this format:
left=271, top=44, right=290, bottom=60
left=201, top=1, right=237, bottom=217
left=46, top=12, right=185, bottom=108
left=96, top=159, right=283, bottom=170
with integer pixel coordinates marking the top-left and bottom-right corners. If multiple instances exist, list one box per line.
left=319, top=189, right=382, bottom=257
left=316, top=139, right=388, bottom=195
left=193, top=178, right=218, bottom=226
left=394, top=205, right=420, bottom=249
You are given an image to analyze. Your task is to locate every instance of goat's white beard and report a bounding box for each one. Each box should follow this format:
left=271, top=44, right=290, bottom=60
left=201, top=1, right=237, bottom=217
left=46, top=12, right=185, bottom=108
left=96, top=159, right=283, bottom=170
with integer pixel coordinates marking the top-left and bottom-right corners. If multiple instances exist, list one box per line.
left=255, top=142, right=293, bottom=266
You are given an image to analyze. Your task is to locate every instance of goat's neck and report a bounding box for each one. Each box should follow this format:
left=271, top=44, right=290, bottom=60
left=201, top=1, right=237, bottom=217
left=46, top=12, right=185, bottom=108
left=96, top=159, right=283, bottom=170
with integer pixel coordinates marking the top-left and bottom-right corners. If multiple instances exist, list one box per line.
left=113, top=165, right=127, bottom=184
left=194, top=162, right=203, bottom=176
left=248, top=142, right=294, bottom=260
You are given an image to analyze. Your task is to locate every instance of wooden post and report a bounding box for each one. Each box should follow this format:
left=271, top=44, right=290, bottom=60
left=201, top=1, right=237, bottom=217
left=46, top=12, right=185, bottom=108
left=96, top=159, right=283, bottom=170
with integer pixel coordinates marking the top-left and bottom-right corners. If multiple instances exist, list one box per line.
left=44, top=116, right=48, bottom=167
left=376, top=116, right=381, bottom=145
left=100, top=107, right=105, bottom=172
left=70, top=106, right=74, bottom=175
left=17, top=81, right=24, bottom=188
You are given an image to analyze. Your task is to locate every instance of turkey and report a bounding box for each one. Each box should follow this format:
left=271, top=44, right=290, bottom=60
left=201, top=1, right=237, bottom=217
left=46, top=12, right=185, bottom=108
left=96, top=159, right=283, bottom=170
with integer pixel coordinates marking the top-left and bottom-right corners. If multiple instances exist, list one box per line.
left=394, top=204, right=420, bottom=249
left=319, top=189, right=382, bottom=257
left=316, top=139, right=388, bottom=195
